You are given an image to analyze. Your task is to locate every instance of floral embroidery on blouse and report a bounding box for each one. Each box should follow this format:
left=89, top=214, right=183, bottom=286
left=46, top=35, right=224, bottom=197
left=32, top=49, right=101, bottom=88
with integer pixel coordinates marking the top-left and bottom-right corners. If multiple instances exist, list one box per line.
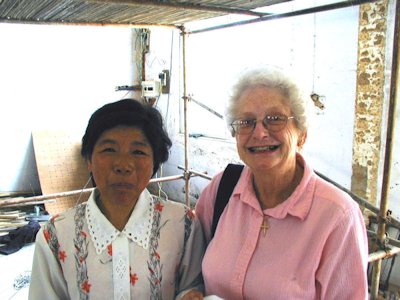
left=130, top=267, right=139, bottom=286
left=59, top=250, right=67, bottom=262
left=43, top=218, right=61, bottom=266
left=74, top=203, right=90, bottom=300
left=148, top=197, right=169, bottom=300
left=175, top=206, right=194, bottom=294
left=107, top=244, right=112, bottom=256
left=154, top=202, right=164, bottom=212
left=81, top=280, right=91, bottom=293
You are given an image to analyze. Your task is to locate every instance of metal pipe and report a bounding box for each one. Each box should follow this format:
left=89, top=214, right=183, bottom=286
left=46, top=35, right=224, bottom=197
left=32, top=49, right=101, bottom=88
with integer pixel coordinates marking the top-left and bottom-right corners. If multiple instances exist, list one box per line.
left=0, top=174, right=184, bottom=207
left=188, top=0, right=378, bottom=34
left=370, top=0, right=400, bottom=297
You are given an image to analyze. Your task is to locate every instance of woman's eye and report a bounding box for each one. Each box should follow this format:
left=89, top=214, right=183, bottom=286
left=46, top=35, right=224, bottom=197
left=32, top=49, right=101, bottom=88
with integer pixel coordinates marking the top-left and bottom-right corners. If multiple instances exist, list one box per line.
left=132, top=150, right=147, bottom=155
left=100, top=147, right=115, bottom=153
left=240, top=119, right=254, bottom=126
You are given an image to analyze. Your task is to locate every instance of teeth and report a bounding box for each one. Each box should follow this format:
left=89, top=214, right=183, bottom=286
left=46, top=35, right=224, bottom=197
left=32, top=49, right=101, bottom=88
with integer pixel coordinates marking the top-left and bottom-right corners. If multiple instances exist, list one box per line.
left=249, top=145, right=279, bottom=152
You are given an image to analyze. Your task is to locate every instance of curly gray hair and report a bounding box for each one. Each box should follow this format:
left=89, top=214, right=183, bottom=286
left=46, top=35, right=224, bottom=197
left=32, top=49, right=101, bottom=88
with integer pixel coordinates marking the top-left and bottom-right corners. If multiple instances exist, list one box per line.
left=226, top=66, right=310, bottom=136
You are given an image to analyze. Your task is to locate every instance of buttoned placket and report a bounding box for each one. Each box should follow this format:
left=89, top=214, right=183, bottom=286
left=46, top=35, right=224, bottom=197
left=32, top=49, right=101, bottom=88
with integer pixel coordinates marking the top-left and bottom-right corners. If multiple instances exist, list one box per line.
left=230, top=211, right=264, bottom=297
left=112, top=233, right=131, bottom=300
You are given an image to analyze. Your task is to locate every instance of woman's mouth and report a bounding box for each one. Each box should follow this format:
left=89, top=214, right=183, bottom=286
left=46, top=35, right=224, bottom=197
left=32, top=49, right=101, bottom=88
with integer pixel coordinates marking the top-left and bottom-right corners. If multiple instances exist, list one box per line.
left=111, top=182, right=134, bottom=189
left=248, top=145, right=280, bottom=153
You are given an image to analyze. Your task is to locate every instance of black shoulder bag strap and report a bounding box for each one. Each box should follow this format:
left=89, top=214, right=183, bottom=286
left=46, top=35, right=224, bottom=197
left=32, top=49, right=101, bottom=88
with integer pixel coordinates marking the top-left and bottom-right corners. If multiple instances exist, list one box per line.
left=211, top=163, right=244, bottom=239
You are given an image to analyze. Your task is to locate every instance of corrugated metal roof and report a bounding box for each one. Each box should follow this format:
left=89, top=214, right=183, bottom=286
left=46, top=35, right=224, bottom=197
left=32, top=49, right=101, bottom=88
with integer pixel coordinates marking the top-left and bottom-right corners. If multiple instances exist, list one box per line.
left=0, top=0, right=289, bottom=27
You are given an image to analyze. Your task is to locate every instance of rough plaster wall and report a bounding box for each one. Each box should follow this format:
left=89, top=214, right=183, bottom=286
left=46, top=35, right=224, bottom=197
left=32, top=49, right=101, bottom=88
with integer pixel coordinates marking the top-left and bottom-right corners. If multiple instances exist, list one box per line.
left=352, top=0, right=388, bottom=204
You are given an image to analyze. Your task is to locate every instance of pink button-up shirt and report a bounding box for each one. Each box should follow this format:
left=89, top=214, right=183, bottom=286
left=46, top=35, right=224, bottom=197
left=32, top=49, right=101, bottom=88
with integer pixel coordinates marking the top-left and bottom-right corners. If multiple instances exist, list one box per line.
left=195, top=154, right=368, bottom=300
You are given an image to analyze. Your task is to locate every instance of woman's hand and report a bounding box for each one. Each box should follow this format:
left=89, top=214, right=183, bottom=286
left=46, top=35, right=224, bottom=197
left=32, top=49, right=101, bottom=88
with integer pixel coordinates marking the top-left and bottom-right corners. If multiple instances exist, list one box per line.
left=181, top=289, right=204, bottom=300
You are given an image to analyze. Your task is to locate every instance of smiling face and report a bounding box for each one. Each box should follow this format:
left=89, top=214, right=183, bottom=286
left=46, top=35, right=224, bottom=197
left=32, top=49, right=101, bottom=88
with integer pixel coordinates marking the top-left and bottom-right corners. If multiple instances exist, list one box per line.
left=234, top=86, right=306, bottom=175
left=87, top=126, right=154, bottom=212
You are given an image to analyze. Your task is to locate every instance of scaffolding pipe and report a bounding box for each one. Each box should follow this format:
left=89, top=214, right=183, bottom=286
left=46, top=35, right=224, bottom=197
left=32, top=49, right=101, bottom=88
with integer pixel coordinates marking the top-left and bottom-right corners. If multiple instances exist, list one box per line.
left=0, top=174, right=184, bottom=207
left=316, top=171, right=400, bottom=229
left=368, top=246, right=400, bottom=263
left=177, top=165, right=213, bottom=180
left=188, top=0, right=378, bottom=34
left=180, top=26, right=191, bottom=207
left=370, top=0, right=400, bottom=297
left=367, top=230, right=400, bottom=248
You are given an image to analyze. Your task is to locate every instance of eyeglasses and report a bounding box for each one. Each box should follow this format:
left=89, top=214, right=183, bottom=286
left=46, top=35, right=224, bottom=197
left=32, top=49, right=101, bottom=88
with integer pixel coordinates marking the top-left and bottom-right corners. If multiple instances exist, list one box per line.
left=231, top=115, right=295, bottom=135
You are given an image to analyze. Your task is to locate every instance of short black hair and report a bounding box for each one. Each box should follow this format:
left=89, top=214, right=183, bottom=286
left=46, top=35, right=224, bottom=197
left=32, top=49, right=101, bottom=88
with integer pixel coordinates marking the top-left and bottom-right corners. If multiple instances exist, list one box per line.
left=81, top=99, right=172, bottom=176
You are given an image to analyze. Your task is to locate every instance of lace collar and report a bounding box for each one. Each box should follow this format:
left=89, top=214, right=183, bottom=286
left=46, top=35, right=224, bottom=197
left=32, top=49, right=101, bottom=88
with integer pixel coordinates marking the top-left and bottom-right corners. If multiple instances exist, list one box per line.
left=85, top=188, right=154, bottom=255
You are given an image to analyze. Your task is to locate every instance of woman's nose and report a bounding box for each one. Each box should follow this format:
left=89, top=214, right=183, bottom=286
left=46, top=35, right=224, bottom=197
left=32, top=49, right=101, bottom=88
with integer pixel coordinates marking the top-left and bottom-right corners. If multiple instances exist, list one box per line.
left=113, top=155, right=133, bottom=174
left=252, top=119, right=270, bottom=137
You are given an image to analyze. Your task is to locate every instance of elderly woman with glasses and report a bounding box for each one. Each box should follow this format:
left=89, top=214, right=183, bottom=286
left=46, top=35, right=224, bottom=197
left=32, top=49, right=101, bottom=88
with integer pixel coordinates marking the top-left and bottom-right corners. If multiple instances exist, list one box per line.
left=195, top=67, right=368, bottom=299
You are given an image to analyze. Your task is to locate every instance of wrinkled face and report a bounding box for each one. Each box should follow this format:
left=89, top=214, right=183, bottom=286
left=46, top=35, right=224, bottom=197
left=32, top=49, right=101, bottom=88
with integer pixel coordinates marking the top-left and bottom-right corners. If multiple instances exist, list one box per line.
left=234, top=86, right=305, bottom=174
left=87, top=126, right=154, bottom=209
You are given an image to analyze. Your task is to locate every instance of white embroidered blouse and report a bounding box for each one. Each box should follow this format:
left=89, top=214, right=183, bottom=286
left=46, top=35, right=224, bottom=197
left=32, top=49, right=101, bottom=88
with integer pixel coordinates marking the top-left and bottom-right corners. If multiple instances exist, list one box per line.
left=29, top=188, right=205, bottom=300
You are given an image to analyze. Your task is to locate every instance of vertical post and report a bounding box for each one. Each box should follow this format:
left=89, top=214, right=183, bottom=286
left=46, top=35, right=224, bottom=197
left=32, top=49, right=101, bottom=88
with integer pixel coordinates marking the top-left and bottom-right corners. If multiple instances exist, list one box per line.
left=180, top=26, right=191, bottom=207
left=370, top=0, right=400, bottom=298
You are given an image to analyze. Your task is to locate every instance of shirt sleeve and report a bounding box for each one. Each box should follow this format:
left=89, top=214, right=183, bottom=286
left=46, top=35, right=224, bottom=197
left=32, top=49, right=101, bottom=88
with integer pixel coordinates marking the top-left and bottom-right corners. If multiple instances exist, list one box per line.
left=316, top=202, right=369, bottom=300
left=28, top=228, right=69, bottom=300
left=195, top=172, right=223, bottom=243
left=175, top=212, right=206, bottom=299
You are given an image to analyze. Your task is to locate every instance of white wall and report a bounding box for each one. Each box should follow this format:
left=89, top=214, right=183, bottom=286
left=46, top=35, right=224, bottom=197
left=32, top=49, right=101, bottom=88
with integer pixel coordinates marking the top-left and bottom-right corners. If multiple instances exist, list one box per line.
left=147, top=6, right=360, bottom=204
left=0, top=23, right=137, bottom=193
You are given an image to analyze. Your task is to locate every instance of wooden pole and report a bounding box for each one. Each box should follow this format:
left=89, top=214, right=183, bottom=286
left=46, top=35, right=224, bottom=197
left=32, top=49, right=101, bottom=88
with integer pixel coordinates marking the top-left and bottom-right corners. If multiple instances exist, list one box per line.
left=370, top=0, right=400, bottom=298
left=181, top=26, right=191, bottom=207
left=0, top=174, right=184, bottom=207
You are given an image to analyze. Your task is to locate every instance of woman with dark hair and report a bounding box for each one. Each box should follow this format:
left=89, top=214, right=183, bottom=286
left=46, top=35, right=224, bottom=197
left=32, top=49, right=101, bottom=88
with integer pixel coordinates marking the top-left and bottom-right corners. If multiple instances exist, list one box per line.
left=29, top=99, right=205, bottom=300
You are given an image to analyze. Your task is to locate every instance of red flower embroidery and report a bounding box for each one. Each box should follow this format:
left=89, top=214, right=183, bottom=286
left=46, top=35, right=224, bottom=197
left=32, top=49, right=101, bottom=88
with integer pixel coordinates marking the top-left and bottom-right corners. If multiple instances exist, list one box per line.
left=154, top=203, right=164, bottom=212
left=58, top=250, right=67, bottom=262
left=186, top=209, right=195, bottom=219
left=43, top=229, right=51, bottom=243
left=130, top=273, right=138, bottom=285
left=80, top=231, right=87, bottom=238
left=107, top=244, right=112, bottom=256
left=81, top=280, right=91, bottom=293
left=154, top=252, right=160, bottom=260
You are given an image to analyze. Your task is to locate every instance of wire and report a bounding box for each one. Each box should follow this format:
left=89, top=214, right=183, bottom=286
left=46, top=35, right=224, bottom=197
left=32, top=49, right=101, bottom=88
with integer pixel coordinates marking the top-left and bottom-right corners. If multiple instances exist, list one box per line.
left=74, top=175, right=93, bottom=207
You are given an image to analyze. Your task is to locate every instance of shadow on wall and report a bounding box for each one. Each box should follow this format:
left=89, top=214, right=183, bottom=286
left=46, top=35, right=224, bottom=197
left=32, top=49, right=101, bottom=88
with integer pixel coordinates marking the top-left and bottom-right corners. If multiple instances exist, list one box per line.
left=13, top=135, right=41, bottom=195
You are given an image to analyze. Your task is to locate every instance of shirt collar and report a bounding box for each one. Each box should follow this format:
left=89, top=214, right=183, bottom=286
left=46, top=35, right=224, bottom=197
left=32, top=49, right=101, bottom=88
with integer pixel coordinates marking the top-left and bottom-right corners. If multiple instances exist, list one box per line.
left=86, top=188, right=154, bottom=255
left=235, top=153, right=315, bottom=221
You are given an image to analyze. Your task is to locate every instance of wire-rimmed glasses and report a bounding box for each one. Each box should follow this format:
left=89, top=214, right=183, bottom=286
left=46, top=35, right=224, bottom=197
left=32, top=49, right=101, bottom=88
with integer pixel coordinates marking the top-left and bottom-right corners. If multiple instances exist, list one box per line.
left=231, top=115, right=295, bottom=135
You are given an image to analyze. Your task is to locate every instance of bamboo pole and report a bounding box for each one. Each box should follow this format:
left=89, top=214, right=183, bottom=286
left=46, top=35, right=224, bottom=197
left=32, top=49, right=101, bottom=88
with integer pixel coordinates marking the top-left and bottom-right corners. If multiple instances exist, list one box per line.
left=88, top=0, right=269, bottom=17
left=0, top=18, right=178, bottom=29
left=367, top=230, right=400, bottom=248
left=368, top=246, right=400, bottom=263
left=181, top=26, right=191, bottom=207
left=370, top=0, right=400, bottom=298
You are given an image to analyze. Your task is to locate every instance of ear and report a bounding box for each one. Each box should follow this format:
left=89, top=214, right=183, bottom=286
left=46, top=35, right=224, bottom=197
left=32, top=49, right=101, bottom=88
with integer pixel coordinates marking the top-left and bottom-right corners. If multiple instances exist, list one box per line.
left=87, top=159, right=93, bottom=173
left=297, top=131, right=307, bottom=148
